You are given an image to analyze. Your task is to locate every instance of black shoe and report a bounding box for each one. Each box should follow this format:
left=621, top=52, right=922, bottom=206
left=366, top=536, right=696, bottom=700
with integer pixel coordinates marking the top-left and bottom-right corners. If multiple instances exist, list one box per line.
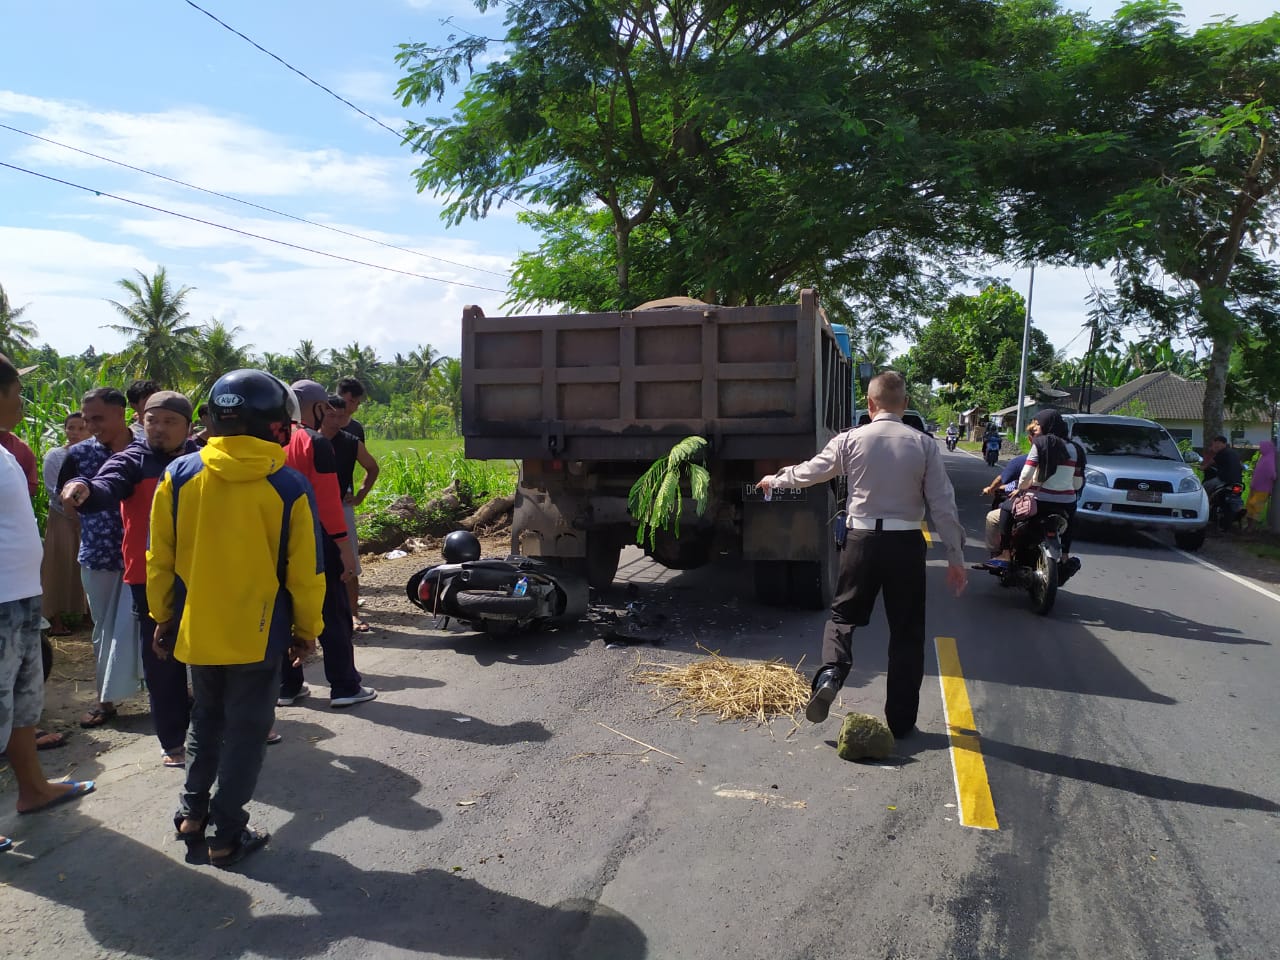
left=1058, top=556, right=1082, bottom=586
left=806, top=670, right=840, bottom=723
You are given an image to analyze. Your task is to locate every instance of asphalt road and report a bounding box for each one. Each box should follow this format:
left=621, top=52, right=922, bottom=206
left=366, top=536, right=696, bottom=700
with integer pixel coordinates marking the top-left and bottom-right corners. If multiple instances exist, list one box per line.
left=3, top=449, right=1278, bottom=960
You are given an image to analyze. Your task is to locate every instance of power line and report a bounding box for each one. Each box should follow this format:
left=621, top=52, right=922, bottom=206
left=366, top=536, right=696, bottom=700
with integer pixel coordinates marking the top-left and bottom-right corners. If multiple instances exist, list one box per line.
left=181, top=0, right=537, bottom=216
left=183, top=0, right=404, bottom=141
left=0, top=122, right=511, bottom=279
left=0, top=160, right=508, bottom=293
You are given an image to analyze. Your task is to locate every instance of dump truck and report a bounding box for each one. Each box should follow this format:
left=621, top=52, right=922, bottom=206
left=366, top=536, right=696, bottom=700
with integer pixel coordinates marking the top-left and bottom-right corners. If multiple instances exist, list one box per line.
left=460, top=289, right=853, bottom=608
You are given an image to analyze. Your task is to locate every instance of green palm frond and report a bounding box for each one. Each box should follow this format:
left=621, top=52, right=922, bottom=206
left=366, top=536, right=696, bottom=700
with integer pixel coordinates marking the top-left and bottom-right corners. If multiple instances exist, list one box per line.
left=629, top=435, right=710, bottom=550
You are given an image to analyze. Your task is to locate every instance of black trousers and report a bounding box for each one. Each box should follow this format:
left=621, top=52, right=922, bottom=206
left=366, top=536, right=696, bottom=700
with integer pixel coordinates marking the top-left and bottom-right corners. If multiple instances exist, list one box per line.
left=279, top=535, right=361, bottom=699
left=819, top=529, right=926, bottom=735
left=130, top=583, right=190, bottom=753
left=182, top=659, right=279, bottom=845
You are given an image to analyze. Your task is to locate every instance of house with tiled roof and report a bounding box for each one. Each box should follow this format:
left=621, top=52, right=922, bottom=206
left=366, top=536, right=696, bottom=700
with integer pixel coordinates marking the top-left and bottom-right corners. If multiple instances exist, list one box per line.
left=1089, top=372, right=1273, bottom=447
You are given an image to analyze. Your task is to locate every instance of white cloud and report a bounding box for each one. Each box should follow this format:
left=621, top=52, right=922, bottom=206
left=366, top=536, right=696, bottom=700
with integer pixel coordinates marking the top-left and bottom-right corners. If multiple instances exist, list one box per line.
left=0, top=91, right=404, bottom=201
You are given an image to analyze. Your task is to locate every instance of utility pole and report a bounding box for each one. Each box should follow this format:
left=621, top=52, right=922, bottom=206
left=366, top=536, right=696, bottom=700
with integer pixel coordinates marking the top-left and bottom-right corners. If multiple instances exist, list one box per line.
left=1014, top=264, right=1035, bottom=441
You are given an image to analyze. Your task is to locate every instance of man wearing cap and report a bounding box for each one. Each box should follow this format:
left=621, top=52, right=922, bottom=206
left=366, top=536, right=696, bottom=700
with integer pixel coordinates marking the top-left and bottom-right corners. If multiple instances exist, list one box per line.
left=62, top=391, right=199, bottom=764
left=57, top=386, right=139, bottom=728
left=756, top=371, right=968, bottom=738
left=0, top=360, right=39, bottom=499
left=280, top=380, right=374, bottom=709
left=1, top=354, right=96, bottom=854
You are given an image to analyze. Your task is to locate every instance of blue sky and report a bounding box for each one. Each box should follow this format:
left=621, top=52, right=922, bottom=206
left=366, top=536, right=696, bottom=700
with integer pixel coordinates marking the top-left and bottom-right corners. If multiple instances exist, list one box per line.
left=0, top=0, right=1274, bottom=365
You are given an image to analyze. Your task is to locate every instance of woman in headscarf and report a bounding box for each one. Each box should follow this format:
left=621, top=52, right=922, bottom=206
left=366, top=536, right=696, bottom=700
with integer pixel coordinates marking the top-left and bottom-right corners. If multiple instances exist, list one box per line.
left=987, top=409, right=1086, bottom=582
left=1245, top=440, right=1275, bottom=531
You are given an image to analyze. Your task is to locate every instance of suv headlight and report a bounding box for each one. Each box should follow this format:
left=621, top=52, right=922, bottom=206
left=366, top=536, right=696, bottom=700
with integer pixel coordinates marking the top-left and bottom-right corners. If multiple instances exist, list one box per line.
left=1178, top=475, right=1202, bottom=493
left=1084, top=468, right=1109, bottom=488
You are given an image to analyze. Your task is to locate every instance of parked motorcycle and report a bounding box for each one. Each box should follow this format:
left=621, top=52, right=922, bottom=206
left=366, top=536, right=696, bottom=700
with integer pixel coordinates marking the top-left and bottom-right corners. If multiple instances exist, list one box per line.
left=982, top=506, right=1069, bottom=615
left=406, top=531, right=589, bottom=634
left=1207, top=480, right=1246, bottom=532
left=984, top=435, right=1002, bottom=467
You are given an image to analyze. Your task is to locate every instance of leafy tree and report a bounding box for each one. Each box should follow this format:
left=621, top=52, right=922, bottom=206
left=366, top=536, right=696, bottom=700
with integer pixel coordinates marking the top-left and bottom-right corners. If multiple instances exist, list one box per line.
left=904, top=283, right=1055, bottom=411
left=996, top=4, right=1280, bottom=443
left=192, top=320, right=254, bottom=395
left=104, top=267, right=199, bottom=387
left=396, top=0, right=1074, bottom=325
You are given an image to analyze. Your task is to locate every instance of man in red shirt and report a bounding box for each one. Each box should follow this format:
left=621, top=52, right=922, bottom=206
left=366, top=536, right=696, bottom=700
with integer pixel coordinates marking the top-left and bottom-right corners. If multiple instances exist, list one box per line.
left=279, top=380, right=375, bottom=709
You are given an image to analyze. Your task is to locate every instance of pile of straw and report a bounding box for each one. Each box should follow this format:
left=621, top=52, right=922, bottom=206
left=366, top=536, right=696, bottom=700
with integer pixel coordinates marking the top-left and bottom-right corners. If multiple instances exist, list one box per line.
left=634, top=648, right=810, bottom=723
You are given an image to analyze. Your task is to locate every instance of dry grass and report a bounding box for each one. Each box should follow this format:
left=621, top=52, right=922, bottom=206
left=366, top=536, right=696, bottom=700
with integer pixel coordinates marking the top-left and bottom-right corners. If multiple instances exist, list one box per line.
left=633, top=646, right=810, bottom=724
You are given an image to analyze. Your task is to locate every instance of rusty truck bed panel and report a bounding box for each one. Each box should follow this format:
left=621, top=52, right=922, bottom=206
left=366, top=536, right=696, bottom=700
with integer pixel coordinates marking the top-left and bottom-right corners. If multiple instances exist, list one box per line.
left=463, top=289, right=849, bottom=461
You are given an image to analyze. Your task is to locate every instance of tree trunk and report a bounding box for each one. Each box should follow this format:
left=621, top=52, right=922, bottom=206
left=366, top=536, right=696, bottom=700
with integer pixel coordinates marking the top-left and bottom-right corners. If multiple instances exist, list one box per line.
left=1198, top=282, right=1239, bottom=446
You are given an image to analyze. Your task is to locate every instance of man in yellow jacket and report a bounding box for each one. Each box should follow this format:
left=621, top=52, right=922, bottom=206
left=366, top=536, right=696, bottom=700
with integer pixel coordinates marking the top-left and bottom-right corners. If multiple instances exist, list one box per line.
left=148, top=369, right=324, bottom=869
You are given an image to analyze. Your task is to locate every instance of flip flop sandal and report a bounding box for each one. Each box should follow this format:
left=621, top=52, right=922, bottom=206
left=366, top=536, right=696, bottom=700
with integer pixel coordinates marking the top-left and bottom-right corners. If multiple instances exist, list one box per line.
left=162, top=750, right=186, bottom=768
left=265, top=732, right=283, bottom=745
left=79, top=706, right=117, bottom=728
left=209, top=828, right=270, bottom=868
left=35, top=729, right=69, bottom=750
left=173, top=811, right=208, bottom=844
left=0, top=837, right=13, bottom=853
left=352, top=619, right=372, bottom=633
left=18, top=779, right=95, bottom=815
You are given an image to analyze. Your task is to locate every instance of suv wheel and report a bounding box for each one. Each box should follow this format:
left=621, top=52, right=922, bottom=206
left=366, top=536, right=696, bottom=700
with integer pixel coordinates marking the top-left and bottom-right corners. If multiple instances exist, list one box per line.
left=1174, top=529, right=1206, bottom=552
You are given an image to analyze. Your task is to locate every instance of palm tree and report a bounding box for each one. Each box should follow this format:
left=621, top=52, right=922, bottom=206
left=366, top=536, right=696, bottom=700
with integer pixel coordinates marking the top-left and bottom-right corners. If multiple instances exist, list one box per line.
left=407, top=344, right=444, bottom=395
left=330, top=341, right=381, bottom=389
left=192, top=320, right=254, bottom=394
left=427, top=357, right=463, bottom=434
left=291, top=339, right=328, bottom=381
left=104, top=267, right=199, bottom=387
left=0, top=281, right=37, bottom=358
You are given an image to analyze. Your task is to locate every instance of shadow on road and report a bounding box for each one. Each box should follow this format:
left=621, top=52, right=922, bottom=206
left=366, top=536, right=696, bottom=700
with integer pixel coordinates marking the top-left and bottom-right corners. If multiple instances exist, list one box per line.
left=1061, top=592, right=1269, bottom=646
left=339, top=699, right=554, bottom=746
left=981, top=736, right=1280, bottom=812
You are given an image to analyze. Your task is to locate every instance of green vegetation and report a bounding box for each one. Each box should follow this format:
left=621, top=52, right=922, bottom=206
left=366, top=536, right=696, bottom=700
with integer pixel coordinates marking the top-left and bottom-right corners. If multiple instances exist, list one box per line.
left=628, top=436, right=710, bottom=549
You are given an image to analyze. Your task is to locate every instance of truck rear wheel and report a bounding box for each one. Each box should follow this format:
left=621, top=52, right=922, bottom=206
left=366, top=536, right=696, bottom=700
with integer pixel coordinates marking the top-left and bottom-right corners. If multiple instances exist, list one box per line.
left=753, top=560, right=790, bottom=606
left=585, top=534, right=623, bottom=591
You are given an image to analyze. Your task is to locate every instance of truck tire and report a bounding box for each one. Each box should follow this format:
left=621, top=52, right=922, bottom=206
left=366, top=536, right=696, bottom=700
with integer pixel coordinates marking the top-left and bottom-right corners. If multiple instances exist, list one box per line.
left=585, top=534, right=623, bottom=591
left=753, top=560, right=790, bottom=606
left=454, top=591, right=538, bottom=618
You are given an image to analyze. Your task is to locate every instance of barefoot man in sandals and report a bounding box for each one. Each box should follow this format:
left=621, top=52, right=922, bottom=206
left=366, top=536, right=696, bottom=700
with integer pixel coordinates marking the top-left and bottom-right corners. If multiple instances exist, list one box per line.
left=1, top=354, right=96, bottom=854
left=147, top=369, right=324, bottom=868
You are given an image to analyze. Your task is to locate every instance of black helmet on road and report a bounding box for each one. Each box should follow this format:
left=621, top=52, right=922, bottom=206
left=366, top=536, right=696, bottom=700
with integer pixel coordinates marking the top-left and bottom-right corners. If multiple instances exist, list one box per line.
left=208, top=369, right=295, bottom=444
left=443, top=530, right=481, bottom=563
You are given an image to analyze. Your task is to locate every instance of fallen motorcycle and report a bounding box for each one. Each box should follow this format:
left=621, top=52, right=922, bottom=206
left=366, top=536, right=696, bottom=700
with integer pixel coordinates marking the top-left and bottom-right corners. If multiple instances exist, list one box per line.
left=406, top=531, right=589, bottom=634
left=981, top=507, right=1071, bottom=615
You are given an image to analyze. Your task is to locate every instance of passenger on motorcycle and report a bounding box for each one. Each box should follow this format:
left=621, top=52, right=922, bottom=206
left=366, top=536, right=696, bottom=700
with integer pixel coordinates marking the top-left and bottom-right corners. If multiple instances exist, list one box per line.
left=987, top=410, right=1085, bottom=579
left=980, top=422, right=1037, bottom=554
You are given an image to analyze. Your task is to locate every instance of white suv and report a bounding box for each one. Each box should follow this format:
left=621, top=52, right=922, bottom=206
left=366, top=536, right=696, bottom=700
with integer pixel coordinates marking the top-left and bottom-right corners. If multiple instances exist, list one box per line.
left=1064, top=414, right=1209, bottom=551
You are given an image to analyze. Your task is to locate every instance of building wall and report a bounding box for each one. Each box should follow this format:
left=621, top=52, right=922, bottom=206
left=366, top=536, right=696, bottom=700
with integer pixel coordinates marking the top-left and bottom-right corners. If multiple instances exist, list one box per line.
left=1159, top=419, right=1274, bottom=448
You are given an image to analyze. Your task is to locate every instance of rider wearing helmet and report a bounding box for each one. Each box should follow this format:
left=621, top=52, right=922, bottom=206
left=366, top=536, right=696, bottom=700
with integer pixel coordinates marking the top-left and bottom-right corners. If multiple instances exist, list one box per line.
left=278, top=380, right=375, bottom=709
left=146, top=368, right=326, bottom=866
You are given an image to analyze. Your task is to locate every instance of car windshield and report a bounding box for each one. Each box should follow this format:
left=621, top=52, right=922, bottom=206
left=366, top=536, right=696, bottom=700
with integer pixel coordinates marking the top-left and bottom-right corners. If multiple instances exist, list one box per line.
left=1071, top=422, right=1181, bottom=460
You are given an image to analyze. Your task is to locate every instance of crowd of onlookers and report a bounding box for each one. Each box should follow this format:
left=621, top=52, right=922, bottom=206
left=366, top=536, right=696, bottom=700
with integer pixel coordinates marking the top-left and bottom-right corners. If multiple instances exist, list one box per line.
left=1, top=356, right=381, bottom=865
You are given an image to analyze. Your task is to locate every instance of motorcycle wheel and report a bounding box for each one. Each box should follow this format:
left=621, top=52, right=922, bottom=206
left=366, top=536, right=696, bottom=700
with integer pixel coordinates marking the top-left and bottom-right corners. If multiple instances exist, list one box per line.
left=1216, top=506, right=1234, bottom=532
left=455, top=590, right=539, bottom=618
left=1029, top=543, right=1058, bottom=616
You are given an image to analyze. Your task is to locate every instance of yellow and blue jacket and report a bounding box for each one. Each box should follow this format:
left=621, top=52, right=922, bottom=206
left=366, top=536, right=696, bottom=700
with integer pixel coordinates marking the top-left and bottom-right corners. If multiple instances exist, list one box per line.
left=147, top=435, right=326, bottom=666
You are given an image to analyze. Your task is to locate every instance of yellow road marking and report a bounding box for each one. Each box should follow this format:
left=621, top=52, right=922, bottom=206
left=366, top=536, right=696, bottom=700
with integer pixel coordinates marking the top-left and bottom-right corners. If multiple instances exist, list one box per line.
left=934, top=637, right=999, bottom=830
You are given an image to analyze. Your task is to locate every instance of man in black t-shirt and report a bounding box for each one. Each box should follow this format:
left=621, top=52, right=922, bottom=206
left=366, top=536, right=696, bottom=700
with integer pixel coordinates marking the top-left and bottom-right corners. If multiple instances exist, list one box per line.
left=336, top=377, right=366, bottom=444
left=323, top=392, right=379, bottom=632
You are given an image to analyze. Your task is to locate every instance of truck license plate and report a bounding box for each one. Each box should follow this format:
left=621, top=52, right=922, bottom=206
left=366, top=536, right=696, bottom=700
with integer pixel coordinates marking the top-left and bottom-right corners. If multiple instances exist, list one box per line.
left=743, top=484, right=806, bottom=501
left=1126, top=490, right=1162, bottom=503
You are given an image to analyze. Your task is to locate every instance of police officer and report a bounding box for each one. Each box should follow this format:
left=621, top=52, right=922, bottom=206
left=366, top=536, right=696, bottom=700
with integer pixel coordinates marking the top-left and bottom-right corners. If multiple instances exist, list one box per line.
left=756, top=371, right=968, bottom=737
